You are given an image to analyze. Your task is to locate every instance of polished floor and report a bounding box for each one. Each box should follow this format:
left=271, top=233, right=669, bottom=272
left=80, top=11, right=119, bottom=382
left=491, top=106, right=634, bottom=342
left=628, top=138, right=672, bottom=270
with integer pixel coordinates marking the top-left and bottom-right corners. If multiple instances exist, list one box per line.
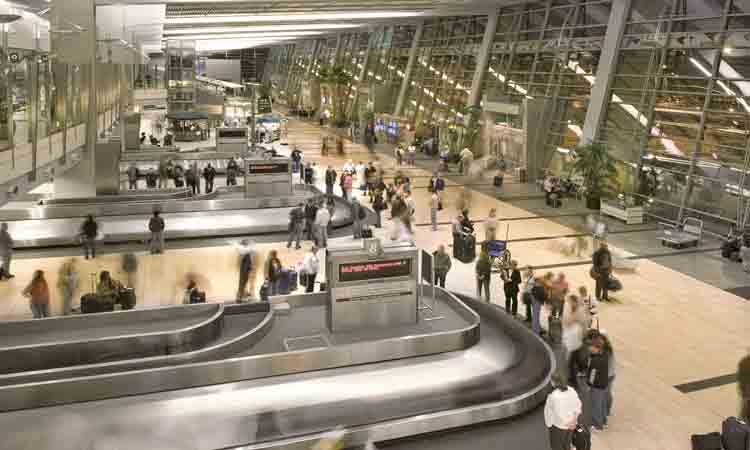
left=0, top=113, right=747, bottom=450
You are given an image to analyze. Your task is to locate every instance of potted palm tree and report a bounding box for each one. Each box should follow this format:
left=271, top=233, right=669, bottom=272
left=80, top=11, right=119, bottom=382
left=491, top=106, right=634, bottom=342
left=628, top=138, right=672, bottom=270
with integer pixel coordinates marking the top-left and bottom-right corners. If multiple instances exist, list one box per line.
left=570, top=142, right=618, bottom=210
left=317, top=65, right=353, bottom=129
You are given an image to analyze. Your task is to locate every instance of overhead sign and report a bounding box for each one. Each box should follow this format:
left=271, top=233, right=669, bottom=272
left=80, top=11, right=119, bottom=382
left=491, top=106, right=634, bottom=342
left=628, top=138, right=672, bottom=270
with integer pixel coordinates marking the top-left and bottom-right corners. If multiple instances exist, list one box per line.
left=257, top=96, right=272, bottom=114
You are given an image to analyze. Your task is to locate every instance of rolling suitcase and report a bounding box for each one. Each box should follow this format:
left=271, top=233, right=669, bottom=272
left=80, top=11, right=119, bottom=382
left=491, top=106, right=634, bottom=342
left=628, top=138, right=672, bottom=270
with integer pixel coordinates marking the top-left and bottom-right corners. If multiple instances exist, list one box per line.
left=691, top=432, right=722, bottom=450
left=287, top=269, right=298, bottom=293
left=455, top=233, right=476, bottom=264
left=722, top=417, right=750, bottom=450
left=259, top=281, right=270, bottom=302
left=278, top=269, right=292, bottom=295
left=118, top=288, right=136, bottom=310
left=81, top=294, right=102, bottom=314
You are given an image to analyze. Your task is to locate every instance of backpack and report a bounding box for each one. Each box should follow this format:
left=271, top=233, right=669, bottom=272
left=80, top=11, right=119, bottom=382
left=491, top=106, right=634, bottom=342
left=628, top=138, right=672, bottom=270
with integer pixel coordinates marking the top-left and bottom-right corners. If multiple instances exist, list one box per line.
left=358, top=206, right=367, bottom=220
left=83, top=220, right=98, bottom=237
left=149, top=217, right=164, bottom=232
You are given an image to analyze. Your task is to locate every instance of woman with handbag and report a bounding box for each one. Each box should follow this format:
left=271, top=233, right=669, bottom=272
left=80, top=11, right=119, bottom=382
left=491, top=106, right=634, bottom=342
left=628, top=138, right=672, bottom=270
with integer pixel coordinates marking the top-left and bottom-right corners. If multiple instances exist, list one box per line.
left=475, top=249, right=492, bottom=302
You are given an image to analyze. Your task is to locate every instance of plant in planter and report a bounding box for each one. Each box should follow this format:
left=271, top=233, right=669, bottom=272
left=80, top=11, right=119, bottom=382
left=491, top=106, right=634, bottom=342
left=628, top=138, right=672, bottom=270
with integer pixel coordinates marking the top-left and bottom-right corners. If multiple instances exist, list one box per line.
left=317, top=65, right=353, bottom=128
left=569, top=142, right=619, bottom=210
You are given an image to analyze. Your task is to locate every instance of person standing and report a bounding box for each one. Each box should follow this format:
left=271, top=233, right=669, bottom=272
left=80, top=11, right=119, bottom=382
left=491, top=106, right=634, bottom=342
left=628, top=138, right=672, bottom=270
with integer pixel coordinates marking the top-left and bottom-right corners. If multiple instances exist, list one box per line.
left=407, top=143, right=417, bottom=165
left=430, top=191, right=440, bottom=231
left=80, top=215, right=99, bottom=260
left=23, top=270, right=50, bottom=319
left=57, top=259, right=78, bottom=315
left=203, top=163, right=217, bottom=193
left=433, top=244, right=452, bottom=288
left=236, top=240, right=254, bottom=302
left=226, top=157, right=239, bottom=186
left=485, top=208, right=499, bottom=242
left=158, top=159, right=169, bottom=189
left=148, top=211, right=165, bottom=254
left=504, top=260, right=521, bottom=317
left=0, top=222, right=14, bottom=280
left=185, top=166, right=198, bottom=195
left=301, top=245, right=320, bottom=293
left=304, top=199, right=318, bottom=241
left=475, top=249, right=492, bottom=302
left=544, top=372, right=582, bottom=450
left=304, top=162, right=314, bottom=185
left=592, top=241, right=613, bottom=302
left=522, top=266, right=535, bottom=324
left=342, top=171, right=353, bottom=201
left=315, top=202, right=331, bottom=248
left=325, top=166, right=337, bottom=196
left=587, top=336, right=611, bottom=431
left=287, top=203, right=305, bottom=250
left=265, top=250, right=283, bottom=296
left=429, top=172, right=446, bottom=195
left=600, top=332, right=616, bottom=424
left=355, top=161, right=366, bottom=191
left=127, top=164, right=138, bottom=190
left=372, top=190, right=386, bottom=228
left=351, top=198, right=365, bottom=239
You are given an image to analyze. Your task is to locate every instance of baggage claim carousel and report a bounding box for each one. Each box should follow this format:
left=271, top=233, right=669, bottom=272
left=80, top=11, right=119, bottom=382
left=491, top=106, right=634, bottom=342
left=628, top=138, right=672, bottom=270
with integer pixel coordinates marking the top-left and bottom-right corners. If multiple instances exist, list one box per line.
left=0, top=176, right=555, bottom=449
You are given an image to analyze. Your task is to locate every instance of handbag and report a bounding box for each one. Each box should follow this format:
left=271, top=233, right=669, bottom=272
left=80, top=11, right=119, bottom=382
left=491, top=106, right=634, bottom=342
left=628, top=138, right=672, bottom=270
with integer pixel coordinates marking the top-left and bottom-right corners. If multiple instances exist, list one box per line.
left=589, top=267, right=598, bottom=280
left=572, top=424, right=591, bottom=450
left=437, top=200, right=443, bottom=211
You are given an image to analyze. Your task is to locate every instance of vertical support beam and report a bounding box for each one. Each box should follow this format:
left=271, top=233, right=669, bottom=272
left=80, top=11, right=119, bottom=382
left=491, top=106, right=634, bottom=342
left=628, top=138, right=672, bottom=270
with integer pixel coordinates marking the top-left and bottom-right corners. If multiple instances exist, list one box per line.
left=394, top=22, right=423, bottom=117
left=306, top=39, right=321, bottom=75
left=29, top=26, right=39, bottom=181
left=678, top=0, right=732, bottom=222
left=285, top=43, right=296, bottom=92
left=3, top=24, right=13, bottom=168
left=61, top=63, right=69, bottom=163
left=466, top=11, right=500, bottom=110
left=350, top=29, right=377, bottom=118
left=581, top=0, right=632, bottom=144
left=332, top=34, right=343, bottom=65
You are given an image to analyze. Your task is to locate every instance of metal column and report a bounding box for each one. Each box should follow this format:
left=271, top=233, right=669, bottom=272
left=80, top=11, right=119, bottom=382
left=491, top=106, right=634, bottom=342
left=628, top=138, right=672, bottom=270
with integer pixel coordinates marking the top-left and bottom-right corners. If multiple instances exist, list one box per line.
left=350, top=29, right=377, bottom=118
left=3, top=25, right=12, bottom=168
left=466, top=11, right=500, bottom=110
left=394, top=22, right=423, bottom=118
left=581, top=0, right=632, bottom=144
left=677, top=1, right=732, bottom=223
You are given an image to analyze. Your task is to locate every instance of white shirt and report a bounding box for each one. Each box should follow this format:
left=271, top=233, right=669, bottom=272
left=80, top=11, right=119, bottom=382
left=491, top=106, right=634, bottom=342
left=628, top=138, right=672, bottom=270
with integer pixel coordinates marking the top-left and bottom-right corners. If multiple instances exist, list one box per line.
left=544, top=388, right=582, bottom=429
left=302, top=252, right=320, bottom=274
left=315, top=208, right=331, bottom=227
left=405, top=196, right=416, bottom=216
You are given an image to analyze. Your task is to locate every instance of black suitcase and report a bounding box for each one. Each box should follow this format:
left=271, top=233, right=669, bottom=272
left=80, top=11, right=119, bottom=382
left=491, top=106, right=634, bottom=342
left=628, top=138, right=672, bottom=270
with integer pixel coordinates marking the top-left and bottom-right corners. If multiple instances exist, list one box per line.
left=493, top=175, right=504, bottom=188
left=454, top=233, right=476, bottom=263
left=118, top=288, right=136, bottom=310
left=572, top=424, right=591, bottom=450
left=692, top=432, right=722, bottom=450
left=80, top=294, right=101, bottom=314
left=722, top=417, right=750, bottom=450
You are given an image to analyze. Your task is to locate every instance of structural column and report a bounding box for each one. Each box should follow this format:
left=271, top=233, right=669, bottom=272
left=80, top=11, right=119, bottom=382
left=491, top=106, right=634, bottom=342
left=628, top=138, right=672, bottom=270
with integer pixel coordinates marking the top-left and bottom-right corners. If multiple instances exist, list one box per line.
left=394, top=22, right=423, bottom=117
left=580, top=0, right=632, bottom=144
left=349, top=29, right=377, bottom=117
left=466, top=10, right=500, bottom=110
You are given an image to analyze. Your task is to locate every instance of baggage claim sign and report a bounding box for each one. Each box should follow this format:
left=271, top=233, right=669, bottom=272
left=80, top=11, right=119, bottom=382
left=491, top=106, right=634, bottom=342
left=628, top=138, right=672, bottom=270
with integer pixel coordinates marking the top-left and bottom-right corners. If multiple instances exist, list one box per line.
left=338, top=259, right=412, bottom=283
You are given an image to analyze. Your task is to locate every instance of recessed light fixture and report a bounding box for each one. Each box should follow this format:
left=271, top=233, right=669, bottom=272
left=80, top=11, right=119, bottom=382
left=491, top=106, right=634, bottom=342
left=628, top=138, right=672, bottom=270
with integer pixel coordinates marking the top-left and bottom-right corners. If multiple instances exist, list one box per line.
left=166, top=32, right=322, bottom=40
left=164, top=24, right=362, bottom=35
left=166, top=12, right=422, bottom=25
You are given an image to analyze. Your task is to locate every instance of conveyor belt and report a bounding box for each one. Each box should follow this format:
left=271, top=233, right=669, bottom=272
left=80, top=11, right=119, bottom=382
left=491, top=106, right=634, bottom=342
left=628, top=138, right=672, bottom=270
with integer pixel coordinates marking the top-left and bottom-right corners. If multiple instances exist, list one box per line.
left=0, top=292, right=554, bottom=450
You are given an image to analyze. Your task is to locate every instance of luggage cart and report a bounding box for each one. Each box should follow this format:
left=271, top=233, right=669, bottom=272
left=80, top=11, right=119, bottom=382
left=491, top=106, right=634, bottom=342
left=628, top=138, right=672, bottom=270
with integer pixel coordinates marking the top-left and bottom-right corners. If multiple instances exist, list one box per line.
left=487, top=225, right=512, bottom=276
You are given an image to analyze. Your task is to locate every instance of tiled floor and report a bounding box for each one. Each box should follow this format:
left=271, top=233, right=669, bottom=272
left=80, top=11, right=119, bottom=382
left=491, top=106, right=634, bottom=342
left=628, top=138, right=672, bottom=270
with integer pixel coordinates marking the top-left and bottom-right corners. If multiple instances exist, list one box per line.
left=1, top=113, right=748, bottom=449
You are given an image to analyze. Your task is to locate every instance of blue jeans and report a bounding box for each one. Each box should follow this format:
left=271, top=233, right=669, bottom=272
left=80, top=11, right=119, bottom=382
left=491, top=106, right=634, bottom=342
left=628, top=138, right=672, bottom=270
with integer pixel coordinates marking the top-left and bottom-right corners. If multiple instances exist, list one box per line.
left=590, top=386, right=607, bottom=429
left=606, top=376, right=615, bottom=418
left=531, top=300, right=543, bottom=334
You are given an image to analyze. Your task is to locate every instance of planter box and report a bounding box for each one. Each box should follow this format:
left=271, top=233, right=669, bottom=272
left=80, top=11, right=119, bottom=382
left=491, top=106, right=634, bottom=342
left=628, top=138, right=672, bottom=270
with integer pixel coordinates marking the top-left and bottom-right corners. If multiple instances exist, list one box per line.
left=600, top=199, right=644, bottom=225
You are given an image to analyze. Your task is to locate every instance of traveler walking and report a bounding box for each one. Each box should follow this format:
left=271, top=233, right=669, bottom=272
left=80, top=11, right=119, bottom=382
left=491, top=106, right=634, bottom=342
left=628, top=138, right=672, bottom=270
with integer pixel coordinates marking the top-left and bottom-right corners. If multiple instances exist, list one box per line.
left=325, top=166, right=337, bottom=196
left=355, top=161, right=366, bottom=191
left=342, top=171, right=353, bottom=201
left=475, top=248, right=492, bottom=302
left=23, top=270, right=50, bottom=319
left=57, top=259, right=78, bottom=315
left=301, top=245, right=320, bottom=293
left=485, top=208, right=498, bottom=242
left=304, top=199, right=318, bottom=241
left=315, top=202, right=331, bottom=247
left=600, top=331, right=616, bottom=422
left=459, top=147, right=473, bottom=175
left=530, top=272, right=551, bottom=335
left=395, top=145, right=404, bottom=165
left=544, top=371, right=582, bottom=450
left=186, top=166, right=198, bottom=195
left=428, top=172, right=445, bottom=194
left=433, top=244, right=452, bottom=288
left=407, top=143, right=417, bottom=165
left=0, top=222, right=14, bottom=280
left=562, top=295, right=588, bottom=362
left=236, top=239, right=254, bottom=301
left=80, top=215, right=99, bottom=260
left=503, top=260, right=521, bottom=317
left=127, top=164, right=138, bottom=190
left=592, top=241, right=613, bottom=301
left=291, top=146, right=302, bottom=174
left=587, top=336, right=611, bottom=431
left=173, top=164, right=184, bottom=187
left=158, top=159, right=169, bottom=189
left=265, top=250, right=283, bottom=296
left=287, top=203, right=305, bottom=250
left=430, top=191, right=440, bottom=231
left=148, top=211, right=165, bottom=254
left=549, top=272, right=569, bottom=318
left=304, top=162, right=314, bottom=185
left=226, top=158, right=239, bottom=186
left=203, top=163, right=217, bottom=193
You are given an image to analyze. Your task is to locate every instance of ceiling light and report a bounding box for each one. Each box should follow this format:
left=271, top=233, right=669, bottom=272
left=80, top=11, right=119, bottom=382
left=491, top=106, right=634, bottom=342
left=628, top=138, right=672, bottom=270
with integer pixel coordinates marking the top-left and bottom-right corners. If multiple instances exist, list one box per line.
left=166, top=12, right=422, bottom=25
left=166, top=32, right=321, bottom=40
left=164, top=24, right=361, bottom=35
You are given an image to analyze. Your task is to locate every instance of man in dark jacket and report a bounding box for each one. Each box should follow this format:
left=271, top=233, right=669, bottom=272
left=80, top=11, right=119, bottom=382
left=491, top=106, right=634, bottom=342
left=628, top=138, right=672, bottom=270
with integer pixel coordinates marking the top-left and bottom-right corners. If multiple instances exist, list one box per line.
left=324, top=166, right=337, bottom=196
left=80, top=215, right=99, bottom=259
left=592, top=241, right=612, bottom=301
left=203, top=163, right=217, bottom=193
left=185, top=167, right=198, bottom=195
left=433, top=244, right=452, bottom=288
left=287, top=203, right=305, bottom=250
left=587, top=337, right=610, bottom=431
left=226, top=158, right=239, bottom=186
left=148, top=210, right=165, bottom=254
left=304, top=200, right=318, bottom=241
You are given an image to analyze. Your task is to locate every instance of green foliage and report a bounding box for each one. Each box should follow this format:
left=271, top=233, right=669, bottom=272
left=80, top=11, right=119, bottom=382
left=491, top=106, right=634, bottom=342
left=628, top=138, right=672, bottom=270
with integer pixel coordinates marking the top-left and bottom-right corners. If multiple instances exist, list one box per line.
left=454, top=105, right=482, bottom=149
left=569, top=142, right=619, bottom=198
left=317, top=65, right=353, bottom=127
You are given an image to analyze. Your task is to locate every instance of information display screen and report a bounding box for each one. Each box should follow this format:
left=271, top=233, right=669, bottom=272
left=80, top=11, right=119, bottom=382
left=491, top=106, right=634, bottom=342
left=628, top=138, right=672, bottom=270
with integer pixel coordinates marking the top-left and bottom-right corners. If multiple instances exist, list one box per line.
left=338, top=258, right=412, bottom=283
left=218, top=129, right=247, bottom=138
left=247, top=163, right=289, bottom=174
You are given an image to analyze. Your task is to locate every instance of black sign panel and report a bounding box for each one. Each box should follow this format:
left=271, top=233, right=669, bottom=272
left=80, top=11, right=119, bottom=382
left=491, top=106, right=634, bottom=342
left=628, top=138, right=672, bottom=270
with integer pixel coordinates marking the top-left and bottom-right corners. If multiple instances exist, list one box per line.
left=257, top=96, right=272, bottom=114
left=421, top=249, right=433, bottom=284
left=218, top=129, right=247, bottom=139
left=247, top=163, right=289, bottom=174
left=339, top=259, right=412, bottom=283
